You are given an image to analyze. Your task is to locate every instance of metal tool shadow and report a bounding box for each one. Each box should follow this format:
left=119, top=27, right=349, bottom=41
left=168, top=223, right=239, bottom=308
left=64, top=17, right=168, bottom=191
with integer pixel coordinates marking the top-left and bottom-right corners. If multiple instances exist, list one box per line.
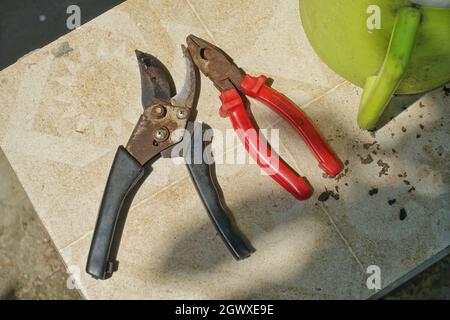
left=151, top=87, right=449, bottom=299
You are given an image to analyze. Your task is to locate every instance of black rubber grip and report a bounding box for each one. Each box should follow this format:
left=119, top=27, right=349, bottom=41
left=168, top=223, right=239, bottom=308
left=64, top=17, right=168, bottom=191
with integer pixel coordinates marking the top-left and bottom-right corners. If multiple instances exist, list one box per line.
left=86, top=146, right=155, bottom=279
left=185, top=124, right=253, bottom=260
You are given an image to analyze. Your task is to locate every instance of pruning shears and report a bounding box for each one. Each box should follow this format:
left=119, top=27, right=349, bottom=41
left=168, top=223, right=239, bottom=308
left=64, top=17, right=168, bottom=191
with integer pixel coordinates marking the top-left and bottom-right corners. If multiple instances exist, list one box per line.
left=86, top=46, right=252, bottom=280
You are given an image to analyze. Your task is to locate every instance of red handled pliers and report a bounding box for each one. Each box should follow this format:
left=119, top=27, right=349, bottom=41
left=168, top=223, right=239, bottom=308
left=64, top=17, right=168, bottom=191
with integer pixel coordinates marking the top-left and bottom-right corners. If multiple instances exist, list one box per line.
left=186, top=35, right=342, bottom=200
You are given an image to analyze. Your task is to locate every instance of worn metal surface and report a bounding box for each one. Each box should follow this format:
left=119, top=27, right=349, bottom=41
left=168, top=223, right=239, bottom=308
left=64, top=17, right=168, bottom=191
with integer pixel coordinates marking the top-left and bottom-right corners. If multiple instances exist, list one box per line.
left=125, top=47, right=199, bottom=165
left=135, top=50, right=176, bottom=110
left=187, top=35, right=245, bottom=93
left=126, top=103, right=190, bottom=164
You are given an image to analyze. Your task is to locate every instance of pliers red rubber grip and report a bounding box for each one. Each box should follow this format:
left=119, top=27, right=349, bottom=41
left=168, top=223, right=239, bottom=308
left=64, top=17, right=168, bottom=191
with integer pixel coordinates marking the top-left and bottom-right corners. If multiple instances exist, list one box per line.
left=220, top=75, right=341, bottom=200
left=187, top=35, right=342, bottom=200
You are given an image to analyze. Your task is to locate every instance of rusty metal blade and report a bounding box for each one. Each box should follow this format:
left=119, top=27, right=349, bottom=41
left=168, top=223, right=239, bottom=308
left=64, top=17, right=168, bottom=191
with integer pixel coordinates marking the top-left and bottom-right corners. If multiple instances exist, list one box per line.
left=135, top=50, right=176, bottom=109
left=171, top=45, right=200, bottom=110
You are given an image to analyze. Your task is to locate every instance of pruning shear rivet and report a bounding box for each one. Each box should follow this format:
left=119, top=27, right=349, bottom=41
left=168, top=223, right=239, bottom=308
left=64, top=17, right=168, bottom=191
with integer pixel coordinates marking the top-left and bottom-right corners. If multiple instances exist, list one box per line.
left=151, top=105, right=167, bottom=119
left=153, top=127, right=169, bottom=142
left=176, top=109, right=188, bottom=119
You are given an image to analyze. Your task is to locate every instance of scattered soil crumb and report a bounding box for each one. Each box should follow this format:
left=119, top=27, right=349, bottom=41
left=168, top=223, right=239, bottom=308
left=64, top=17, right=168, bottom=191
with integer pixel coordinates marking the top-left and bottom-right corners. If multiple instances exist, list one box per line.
left=404, top=180, right=411, bottom=185
left=358, top=154, right=374, bottom=164
left=369, top=188, right=379, bottom=196
left=419, top=101, right=425, bottom=108
left=398, top=172, right=407, bottom=178
left=377, top=160, right=390, bottom=177
left=416, top=134, right=421, bottom=139
left=399, top=208, right=407, bottom=221
left=363, top=141, right=377, bottom=150
left=51, top=42, right=74, bottom=58
left=318, top=189, right=339, bottom=202
left=388, top=199, right=397, bottom=206
left=420, top=124, right=424, bottom=130
left=402, top=126, right=407, bottom=133
left=408, top=187, right=416, bottom=193
left=318, top=191, right=331, bottom=202
left=330, top=163, right=350, bottom=181
left=444, top=86, right=449, bottom=97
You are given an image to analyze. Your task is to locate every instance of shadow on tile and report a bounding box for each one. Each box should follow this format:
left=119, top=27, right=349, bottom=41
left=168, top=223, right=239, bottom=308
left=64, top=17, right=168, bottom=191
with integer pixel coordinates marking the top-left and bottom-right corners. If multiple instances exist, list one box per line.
left=149, top=179, right=368, bottom=298
left=375, top=93, right=424, bottom=130
left=153, top=87, right=449, bottom=299
left=0, top=148, right=82, bottom=299
left=375, top=84, right=449, bottom=130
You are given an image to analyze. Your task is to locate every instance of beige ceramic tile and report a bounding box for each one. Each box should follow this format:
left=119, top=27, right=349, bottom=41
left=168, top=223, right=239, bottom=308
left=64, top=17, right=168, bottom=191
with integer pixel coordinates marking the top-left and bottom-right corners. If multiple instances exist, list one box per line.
left=62, top=159, right=368, bottom=299
left=0, top=0, right=319, bottom=250
left=278, top=82, right=450, bottom=289
left=2, top=0, right=448, bottom=300
left=0, top=0, right=212, bottom=249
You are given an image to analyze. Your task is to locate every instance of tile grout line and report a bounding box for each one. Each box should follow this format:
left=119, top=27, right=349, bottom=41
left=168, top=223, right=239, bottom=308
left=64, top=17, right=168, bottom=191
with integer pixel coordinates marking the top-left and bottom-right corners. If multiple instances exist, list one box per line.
left=279, top=142, right=306, bottom=176
left=59, top=229, right=93, bottom=253
left=268, top=80, right=349, bottom=129
left=184, top=0, right=218, bottom=44
left=58, top=175, right=191, bottom=253
left=129, top=174, right=190, bottom=211
left=318, top=204, right=366, bottom=273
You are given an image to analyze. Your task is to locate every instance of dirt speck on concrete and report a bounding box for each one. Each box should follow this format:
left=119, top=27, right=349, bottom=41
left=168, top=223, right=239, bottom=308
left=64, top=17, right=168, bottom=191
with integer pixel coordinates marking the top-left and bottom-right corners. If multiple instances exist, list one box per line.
left=318, top=189, right=339, bottom=202
left=400, top=208, right=408, bottom=221
left=363, top=141, right=377, bottom=150
left=443, top=86, right=449, bottom=97
left=377, top=160, right=390, bottom=177
left=388, top=199, right=397, bottom=206
left=358, top=154, right=374, bottom=165
left=51, top=42, right=73, bottom=58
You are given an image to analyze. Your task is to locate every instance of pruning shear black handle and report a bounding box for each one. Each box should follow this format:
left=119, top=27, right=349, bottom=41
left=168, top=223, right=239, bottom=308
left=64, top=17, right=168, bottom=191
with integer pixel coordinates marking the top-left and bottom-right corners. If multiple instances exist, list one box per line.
left=185, top=123, right=253, bottom=261
left=87, top=127, right=252, bottom=280
left=86, top=147, right=156, bottom=279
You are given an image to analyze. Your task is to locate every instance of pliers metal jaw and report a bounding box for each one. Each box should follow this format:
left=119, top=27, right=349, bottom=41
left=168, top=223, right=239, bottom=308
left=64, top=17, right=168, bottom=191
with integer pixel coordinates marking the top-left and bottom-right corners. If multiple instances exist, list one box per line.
left=186, top=35, right=343, bottom=200
left=86, top=46, right=252, bottom=280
